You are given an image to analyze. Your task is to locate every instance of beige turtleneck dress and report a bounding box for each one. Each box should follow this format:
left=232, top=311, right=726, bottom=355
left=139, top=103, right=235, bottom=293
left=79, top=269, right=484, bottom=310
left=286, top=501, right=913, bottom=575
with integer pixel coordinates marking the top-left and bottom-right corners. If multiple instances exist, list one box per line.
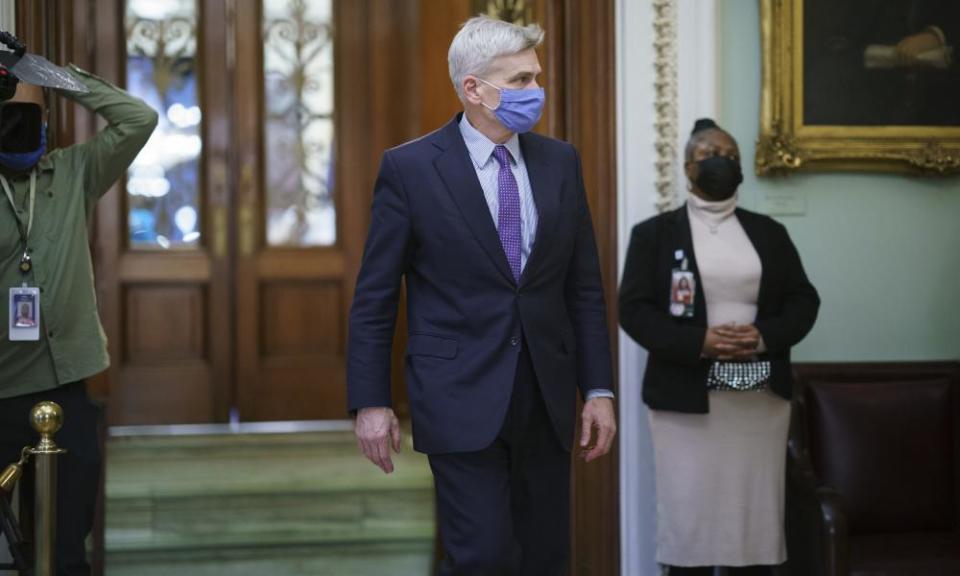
left=647, top=194, right=791, bottom=568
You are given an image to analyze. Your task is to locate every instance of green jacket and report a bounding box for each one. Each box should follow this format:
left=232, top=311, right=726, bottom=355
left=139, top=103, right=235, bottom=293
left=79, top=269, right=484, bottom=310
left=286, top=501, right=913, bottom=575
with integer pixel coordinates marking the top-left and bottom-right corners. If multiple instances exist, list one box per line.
left=0, top=65, right=158, bottom=398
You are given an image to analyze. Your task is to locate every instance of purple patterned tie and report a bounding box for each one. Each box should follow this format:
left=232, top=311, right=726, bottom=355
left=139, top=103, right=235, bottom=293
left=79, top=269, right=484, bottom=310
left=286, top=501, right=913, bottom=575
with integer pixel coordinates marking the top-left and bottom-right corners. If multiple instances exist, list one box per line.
left=493, top=145, right=522, bottom=282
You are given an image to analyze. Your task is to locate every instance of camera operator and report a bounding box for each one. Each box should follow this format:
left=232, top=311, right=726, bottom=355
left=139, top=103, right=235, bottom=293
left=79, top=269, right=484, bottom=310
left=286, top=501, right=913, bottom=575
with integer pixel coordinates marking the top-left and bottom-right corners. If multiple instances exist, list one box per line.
left=1, top=62, right=157, bottom=575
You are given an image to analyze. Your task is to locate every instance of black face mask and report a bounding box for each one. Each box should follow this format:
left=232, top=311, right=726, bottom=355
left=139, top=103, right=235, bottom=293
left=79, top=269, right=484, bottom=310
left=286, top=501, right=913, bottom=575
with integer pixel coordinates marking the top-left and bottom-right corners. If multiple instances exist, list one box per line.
left=695, top=155, right=743, bottom=201
left=0, top=102, right=43, bottom=153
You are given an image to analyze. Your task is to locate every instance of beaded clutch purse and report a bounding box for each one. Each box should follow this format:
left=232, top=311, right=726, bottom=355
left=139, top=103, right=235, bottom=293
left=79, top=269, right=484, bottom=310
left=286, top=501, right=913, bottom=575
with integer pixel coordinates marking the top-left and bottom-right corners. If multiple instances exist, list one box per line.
left=706, top=360, right=771, bottom=391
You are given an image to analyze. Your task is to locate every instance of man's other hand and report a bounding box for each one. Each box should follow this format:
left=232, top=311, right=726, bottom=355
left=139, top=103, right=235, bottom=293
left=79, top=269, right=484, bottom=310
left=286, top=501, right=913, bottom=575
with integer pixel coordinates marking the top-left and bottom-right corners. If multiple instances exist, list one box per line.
left=579, top=397, right=617, bottom=462
left=355, top=407, right=401, bottom=474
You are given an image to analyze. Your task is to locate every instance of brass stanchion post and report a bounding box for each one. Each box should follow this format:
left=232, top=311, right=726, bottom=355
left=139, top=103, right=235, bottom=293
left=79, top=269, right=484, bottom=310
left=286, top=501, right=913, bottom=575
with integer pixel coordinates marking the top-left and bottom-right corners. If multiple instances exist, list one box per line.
left=28, top=401, right=65, bottom=576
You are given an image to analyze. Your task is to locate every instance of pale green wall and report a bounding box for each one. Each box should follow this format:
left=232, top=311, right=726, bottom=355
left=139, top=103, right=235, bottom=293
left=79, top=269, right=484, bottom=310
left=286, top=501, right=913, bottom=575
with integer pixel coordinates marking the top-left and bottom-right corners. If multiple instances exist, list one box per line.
left=718, top=0, right=960, bottom=361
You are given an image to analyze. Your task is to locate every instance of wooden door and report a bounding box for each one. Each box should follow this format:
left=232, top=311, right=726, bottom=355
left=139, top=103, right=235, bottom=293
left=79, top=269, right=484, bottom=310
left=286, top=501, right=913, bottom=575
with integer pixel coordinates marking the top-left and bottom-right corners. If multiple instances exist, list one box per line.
left=90, top=0, right=233, bottom=426
left=231, top=0, right=418, bottom=421
left=86, top=0, right=416, bottom=425
left=232, top=0, right=356, bottom=421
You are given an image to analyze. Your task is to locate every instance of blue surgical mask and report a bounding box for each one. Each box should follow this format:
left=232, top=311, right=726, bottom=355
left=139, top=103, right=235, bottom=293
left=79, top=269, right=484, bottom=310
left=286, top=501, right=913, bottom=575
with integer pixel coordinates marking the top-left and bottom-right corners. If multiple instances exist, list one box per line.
left=478, top=78, right=545, bottom=134
left=0, top=124, right=46, bottom=172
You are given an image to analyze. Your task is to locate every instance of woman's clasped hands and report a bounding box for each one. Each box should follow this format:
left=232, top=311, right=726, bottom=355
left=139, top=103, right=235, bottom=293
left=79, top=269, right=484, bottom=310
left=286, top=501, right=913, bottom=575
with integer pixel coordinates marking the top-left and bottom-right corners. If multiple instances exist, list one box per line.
left=702, top=323, right=762, bottom=361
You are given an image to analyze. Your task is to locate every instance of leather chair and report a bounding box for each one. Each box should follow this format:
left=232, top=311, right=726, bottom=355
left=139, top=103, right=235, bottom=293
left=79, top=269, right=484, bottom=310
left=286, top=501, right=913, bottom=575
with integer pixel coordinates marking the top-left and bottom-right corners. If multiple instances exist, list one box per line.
left=787, top=362, right=960, bottom=576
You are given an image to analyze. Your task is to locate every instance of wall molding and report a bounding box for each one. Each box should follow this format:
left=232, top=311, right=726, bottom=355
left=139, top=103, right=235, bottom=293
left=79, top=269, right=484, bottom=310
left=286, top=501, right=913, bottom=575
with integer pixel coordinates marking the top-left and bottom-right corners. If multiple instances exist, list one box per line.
left=652, top=0, right=678, bottom=213
left=617, top=0, right=720, bottom=574
left=616, top=0, right=659, bottom=573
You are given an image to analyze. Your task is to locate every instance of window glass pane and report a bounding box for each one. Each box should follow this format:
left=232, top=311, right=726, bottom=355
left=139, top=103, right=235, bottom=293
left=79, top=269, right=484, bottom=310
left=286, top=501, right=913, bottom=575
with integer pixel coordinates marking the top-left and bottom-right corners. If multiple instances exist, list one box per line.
left=263, top=0, right=335, bottom=247
left=125, top=0, right=201, bottom=249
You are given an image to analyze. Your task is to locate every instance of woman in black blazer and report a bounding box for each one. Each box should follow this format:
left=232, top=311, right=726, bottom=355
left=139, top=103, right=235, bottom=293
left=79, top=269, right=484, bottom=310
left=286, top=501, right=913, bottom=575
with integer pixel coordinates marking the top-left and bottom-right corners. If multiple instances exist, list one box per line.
left=619, top=120, right=819, bottom=576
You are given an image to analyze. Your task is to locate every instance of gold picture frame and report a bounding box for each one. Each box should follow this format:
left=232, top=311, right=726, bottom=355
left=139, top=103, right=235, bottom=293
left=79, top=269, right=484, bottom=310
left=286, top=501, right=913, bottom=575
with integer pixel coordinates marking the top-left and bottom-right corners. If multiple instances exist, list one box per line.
left=756, top=0, right=960, bottom=175
left=473, top=0, right=534, bottom=26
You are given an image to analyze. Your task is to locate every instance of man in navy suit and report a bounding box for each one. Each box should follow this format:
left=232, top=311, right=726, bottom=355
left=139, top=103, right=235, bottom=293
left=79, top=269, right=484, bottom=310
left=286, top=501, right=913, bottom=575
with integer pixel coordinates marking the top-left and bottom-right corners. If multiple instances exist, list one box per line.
left=347, top=15, right=616, bottom=575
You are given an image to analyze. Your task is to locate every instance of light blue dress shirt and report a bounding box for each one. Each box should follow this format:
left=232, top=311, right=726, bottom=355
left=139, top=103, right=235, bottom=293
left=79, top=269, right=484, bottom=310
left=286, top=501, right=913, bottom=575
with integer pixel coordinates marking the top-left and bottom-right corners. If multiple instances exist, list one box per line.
left=457, top=116, right=614, bottom=402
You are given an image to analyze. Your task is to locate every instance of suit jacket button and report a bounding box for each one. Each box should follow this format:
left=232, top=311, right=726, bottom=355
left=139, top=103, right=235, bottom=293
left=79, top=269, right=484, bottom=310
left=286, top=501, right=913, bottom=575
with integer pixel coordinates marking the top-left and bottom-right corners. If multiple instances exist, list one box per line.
left=509, top=337, right=519, bottom=347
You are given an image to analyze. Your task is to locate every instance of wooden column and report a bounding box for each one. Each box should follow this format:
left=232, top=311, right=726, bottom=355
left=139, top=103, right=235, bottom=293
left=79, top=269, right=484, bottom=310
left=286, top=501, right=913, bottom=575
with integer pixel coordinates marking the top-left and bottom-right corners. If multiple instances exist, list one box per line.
left=563, top=1, right=620, bottom=574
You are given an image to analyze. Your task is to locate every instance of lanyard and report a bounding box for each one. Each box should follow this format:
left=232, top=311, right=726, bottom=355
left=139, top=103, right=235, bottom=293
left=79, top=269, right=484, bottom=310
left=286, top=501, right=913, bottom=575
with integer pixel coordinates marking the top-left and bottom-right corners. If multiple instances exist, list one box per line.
left=1, top=170, right=38, bottom=276
left=0, top=169, right=37, bottom=243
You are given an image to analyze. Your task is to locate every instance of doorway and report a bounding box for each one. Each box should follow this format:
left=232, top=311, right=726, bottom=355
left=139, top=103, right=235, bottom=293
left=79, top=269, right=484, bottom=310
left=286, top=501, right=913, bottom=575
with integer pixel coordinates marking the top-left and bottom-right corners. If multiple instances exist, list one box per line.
left=91, top=0, right=380, bottom=425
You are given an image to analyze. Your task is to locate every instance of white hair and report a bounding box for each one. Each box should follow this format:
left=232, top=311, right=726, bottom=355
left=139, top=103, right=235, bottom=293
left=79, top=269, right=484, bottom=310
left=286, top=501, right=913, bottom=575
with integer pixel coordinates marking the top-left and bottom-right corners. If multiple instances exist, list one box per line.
left=448, top=15, right=544, bottom=102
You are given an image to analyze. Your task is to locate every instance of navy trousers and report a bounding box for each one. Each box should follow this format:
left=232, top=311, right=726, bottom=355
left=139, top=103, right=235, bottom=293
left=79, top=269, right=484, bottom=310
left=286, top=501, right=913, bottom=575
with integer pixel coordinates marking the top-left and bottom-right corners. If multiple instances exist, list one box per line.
left=429, top=342, right=571, bottom=576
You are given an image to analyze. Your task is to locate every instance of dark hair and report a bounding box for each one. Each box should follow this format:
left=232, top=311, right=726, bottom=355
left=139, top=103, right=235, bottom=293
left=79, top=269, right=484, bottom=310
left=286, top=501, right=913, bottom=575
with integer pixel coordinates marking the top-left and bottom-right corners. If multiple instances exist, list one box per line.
left=691, top=118, right=719, bottom=135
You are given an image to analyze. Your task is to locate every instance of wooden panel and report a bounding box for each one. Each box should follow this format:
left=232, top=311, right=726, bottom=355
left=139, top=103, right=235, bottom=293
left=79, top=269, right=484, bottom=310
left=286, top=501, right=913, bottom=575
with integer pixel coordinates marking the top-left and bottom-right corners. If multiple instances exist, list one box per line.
left=255, top=251, right=345, bottom=279
left=370, top=0, right=421, bottom=153
left=124, top=286, right=207, bottom=364
left=369, top=0, right=421, bottom=417
left=418, top=0, right=471, bottom=134
left=232, top=0, right=266, bottom=422
left=87, top=0, right=227, bottom=426
left=199, top=0, right=235, bottom=422
left=247, top=359, right=346, bottom=421
left=261, top=282, right=343, bottom=358
left=117, top=363, right=214, bottom=425
left=537, top=0, right=566, bottom=138
left=562, top=0, right=620, bottom=574
left=92, top=0, right=126, bottom=423
left=233, top=0, right=407, bottom=422
left=118, top=252, right=211, bottom=282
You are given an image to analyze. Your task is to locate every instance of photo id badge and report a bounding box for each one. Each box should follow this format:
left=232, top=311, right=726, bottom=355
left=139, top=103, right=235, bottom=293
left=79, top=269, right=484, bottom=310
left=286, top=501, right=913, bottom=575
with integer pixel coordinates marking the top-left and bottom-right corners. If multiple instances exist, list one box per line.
left=9, top=286, right=40, bottom=341
left=669, top=269, right=696, bottom=318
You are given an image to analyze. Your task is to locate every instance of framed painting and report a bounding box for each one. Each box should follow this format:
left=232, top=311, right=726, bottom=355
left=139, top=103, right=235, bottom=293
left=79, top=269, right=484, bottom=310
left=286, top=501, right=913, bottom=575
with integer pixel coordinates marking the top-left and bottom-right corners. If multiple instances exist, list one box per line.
left=757, top=0, right=960, bottom=175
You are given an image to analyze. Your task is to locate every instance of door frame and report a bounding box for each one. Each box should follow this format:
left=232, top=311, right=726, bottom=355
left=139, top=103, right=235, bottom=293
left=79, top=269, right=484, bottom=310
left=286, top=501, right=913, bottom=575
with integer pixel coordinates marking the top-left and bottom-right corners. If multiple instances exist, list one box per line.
left=559, top=1, right=621, bottom=572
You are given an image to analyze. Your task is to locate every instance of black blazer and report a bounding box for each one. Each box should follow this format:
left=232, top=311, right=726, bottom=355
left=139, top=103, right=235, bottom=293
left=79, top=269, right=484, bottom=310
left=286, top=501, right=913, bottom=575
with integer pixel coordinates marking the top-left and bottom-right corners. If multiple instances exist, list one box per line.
left=618, top=205, right=820, bottom=413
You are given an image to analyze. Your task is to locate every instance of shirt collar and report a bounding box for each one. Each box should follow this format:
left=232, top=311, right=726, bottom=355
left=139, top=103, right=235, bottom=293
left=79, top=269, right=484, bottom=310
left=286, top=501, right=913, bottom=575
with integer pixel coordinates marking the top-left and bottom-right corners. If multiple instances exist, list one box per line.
left=458, top=113, right=521, bottom=169
left=0, top=156, right=54, bottom=180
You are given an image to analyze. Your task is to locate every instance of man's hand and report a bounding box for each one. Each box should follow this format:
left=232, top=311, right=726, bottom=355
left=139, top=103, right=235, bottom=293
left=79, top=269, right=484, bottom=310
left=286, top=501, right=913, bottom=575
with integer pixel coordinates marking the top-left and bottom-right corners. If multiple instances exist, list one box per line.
left=579, top=397, right=617, bottom=462
left=355, top=407, right=401, bottom=474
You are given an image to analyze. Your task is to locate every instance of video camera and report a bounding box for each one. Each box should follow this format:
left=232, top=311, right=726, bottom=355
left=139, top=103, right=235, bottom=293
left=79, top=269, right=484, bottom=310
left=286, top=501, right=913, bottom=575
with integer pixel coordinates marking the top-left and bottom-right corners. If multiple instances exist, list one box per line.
left=0, top=31, right=87, bottom=154
left=0, top=30, right=88, bottom=100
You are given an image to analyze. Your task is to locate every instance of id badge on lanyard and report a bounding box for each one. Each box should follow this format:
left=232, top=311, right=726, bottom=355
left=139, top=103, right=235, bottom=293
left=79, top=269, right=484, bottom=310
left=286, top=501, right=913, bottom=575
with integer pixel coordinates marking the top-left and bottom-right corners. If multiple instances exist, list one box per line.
left=9, top=285, right=41, bottom=341
left=2, top=170, right=41, bottom=341
left=669, top=249, right=696, bottom=318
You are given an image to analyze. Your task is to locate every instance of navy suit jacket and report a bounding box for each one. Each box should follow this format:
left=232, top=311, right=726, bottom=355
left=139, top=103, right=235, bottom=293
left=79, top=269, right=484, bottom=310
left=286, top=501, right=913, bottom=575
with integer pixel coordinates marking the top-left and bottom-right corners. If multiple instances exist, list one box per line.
left=347, top=114, right=613, bottom=454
